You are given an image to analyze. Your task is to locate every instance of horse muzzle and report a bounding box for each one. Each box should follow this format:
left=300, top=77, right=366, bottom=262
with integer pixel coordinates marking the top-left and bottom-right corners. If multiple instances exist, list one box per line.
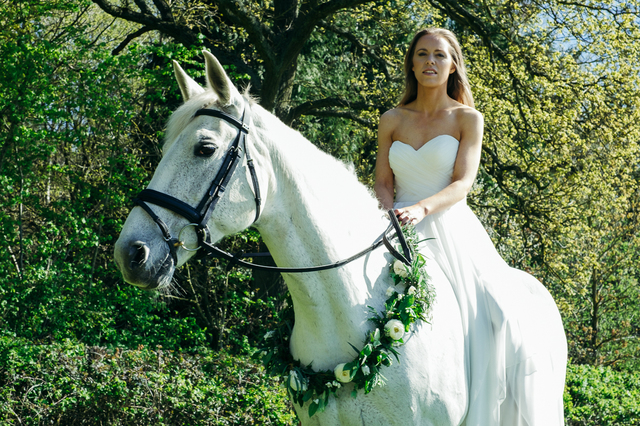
left=114, top=237, right=176, bottom=290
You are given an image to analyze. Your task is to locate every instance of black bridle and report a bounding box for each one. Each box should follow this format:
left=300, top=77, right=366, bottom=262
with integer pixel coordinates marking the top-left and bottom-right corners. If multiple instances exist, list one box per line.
left=133, top=100, right=412, bottom=273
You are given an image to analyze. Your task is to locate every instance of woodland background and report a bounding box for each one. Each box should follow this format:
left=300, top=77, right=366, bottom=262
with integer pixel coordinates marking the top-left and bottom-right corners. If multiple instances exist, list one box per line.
left=1, top=0, right=640, bottom=424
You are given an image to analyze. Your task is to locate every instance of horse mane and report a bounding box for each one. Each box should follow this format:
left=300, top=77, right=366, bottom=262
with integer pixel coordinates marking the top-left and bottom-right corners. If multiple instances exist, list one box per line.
left=251, top=103, right=381, bottom=227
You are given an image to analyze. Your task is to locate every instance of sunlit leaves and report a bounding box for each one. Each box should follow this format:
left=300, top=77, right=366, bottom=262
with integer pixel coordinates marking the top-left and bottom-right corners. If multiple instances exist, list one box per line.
left=456, top=0, right=640, bottom=368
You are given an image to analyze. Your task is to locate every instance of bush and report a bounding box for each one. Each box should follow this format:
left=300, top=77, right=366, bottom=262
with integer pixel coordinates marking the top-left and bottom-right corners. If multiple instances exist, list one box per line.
left=0, top=338, right=296, bottom=425
left=4, top=336, right=640, bottom=425
left=564, top=364, right=640, bottom=425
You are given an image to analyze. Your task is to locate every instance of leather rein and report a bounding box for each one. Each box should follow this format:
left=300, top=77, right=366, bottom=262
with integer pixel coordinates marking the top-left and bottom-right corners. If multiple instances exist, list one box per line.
left=133, top=100, right=412, bottom=273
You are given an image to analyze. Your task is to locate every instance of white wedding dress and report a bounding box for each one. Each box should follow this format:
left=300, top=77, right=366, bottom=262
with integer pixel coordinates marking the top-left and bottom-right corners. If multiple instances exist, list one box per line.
left=390, top=135, right=567, bottom=426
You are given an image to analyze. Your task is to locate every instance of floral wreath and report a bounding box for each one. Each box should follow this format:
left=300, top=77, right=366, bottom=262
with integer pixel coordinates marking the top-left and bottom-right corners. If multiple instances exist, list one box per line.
left=255, top=224, right=435, bottom=418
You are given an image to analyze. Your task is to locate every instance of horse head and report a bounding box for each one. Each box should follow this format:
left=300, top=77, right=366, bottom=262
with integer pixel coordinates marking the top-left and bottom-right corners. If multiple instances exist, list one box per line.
left=114, top=52, right=265, bottom=290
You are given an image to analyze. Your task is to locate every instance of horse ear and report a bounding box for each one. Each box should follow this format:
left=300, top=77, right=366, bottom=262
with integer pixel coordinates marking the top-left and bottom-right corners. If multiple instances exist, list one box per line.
left=203, top=50, right=241, bottom=105
left=173, top=60, right=205, bottom=102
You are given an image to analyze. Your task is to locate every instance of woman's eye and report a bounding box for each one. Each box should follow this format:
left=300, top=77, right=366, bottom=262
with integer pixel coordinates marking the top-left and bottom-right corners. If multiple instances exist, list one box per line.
left=195, top=144, right=216, bottom=157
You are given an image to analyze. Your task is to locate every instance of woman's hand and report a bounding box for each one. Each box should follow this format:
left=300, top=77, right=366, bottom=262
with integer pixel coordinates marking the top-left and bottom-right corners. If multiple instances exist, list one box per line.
left=394, top=204, right=427, bottom=226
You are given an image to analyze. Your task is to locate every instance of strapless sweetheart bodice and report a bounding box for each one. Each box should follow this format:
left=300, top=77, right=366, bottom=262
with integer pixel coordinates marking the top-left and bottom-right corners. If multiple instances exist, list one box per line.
left=389, top=135, right=459, bottom=203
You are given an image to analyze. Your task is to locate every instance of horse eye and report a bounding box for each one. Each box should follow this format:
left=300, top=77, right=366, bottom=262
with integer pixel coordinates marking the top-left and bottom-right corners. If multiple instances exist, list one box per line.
left=195, top=143, right=217, bottom=157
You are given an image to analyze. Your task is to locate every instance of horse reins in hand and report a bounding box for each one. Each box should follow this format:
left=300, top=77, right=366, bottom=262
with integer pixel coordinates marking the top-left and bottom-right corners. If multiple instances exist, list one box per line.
left=133, top=100, right=412, bottom=272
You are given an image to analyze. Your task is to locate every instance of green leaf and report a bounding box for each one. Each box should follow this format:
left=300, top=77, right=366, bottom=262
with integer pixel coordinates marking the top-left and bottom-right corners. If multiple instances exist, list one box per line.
left=303, top=388, right=314, bottom=402
left=361, top=343, right=373, bottom=356
left=309, top=401, right=320, bottom=417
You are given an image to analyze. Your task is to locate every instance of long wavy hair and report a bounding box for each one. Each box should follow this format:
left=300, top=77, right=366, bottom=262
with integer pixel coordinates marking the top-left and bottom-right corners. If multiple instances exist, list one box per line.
left=399, top=28, right=474, bottom=108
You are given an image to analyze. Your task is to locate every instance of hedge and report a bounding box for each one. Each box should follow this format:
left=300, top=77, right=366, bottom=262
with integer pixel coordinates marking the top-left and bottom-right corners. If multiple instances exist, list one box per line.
left=564, top=364, right=640, bottom=425
left=2, top=337, right=640, bottom=425
left=0, top=337, right=296, bottom=425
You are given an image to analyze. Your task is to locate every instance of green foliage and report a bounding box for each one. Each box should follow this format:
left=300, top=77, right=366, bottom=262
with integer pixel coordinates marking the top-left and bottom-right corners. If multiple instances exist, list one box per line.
left=453, top=1, right=640, bottom=368
left=171, top=229, right=283, bottom=353
left=0, top=0, right=270, bottom=356
left=1, top=263, right=208, bottom=350
left=0, top=337, right=296, bottom=425
left=564, top=364, right=640, bottom=425
left=0, top=0, right=210, bottom=352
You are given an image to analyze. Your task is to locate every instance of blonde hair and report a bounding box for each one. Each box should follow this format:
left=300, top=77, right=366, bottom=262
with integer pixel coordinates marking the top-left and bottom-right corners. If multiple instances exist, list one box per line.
left=399, top=28, right=474, bottom=108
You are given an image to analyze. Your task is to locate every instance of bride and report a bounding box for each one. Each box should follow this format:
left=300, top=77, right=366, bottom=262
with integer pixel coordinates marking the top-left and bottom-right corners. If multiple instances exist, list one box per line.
left=374, top=28, right=567, bottom=425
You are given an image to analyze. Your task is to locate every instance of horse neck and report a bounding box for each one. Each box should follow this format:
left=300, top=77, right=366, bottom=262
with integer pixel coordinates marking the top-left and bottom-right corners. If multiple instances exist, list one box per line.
left=253, top=113, right=389, bottom=369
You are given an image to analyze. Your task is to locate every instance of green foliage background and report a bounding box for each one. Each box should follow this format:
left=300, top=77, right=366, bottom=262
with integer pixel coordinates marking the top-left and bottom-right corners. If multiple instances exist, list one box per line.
left=1, top=0, right=639, bottom=423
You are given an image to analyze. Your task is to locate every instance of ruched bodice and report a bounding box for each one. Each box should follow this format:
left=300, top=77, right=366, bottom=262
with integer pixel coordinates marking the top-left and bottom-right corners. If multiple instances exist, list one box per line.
left=389, top=135, right=459, bottom=202
left=388, top=136, right=567, bottom=425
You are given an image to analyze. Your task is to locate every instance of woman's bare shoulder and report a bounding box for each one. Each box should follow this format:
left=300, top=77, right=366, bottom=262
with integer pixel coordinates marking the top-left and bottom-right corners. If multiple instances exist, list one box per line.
left=379, top=107, right=409, bottom=137
left=452, top=104, right=483, bottom=142
left=452, top=103, right=483, bottom=124
left=380, top=107, right=408, bottom=124
left=381, top=106, right=418, bottom=129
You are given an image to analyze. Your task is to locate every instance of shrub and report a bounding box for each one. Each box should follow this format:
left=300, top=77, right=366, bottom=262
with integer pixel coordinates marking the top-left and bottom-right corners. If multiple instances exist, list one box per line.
left=0, top=337, right=296, bottom=425
left=564, top=363, right=640, bottom=425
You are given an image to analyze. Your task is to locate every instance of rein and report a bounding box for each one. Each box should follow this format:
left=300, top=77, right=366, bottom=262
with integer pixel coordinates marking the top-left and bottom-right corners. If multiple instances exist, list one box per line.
left=133, top=100, right=412, bottom=272
left=199, top=211, right=410, bottom=273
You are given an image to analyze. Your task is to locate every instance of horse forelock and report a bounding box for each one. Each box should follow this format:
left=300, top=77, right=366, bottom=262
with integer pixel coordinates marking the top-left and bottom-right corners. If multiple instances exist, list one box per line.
left=163, top=90, right=255, bottom=153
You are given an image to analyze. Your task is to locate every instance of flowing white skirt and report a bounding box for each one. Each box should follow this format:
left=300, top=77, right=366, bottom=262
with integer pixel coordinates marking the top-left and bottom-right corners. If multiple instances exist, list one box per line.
left=394, top=199, right=566, bottom=426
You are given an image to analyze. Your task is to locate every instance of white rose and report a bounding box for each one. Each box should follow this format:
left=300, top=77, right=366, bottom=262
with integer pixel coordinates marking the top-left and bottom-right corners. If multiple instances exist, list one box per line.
left=361, top=365, right=371, bottom=376
left=407, top=286, right=417, bottom=295
left=288, top=370, right=307, bottom=391
left=385, top=286, right=396, bottom=297
left=334, top=363, right=353, bottom=383
left=393, top=260, right=409, bottom=278
left=384, top=319, right=405, bottom=341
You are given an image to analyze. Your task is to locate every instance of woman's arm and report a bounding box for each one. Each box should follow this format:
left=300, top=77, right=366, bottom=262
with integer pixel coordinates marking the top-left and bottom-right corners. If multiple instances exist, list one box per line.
left=374, top=110, right=398, bottom=210
left=396, top=108, right=484, bottom=225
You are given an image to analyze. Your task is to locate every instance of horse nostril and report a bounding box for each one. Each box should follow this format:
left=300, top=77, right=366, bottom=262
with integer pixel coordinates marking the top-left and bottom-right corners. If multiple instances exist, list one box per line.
left=130, top=241, right=150, bottom=269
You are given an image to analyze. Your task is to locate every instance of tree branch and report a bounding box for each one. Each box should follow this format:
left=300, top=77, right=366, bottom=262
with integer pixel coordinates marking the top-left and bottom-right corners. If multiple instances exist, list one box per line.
left=88, top=16, right=118, bottom=48
left=553, top=0, right=639, bottom=15
left=482, top=144, right=545, bottom=192
left=286, top=97, right=380, bottom=123
left=284, top=0, right=374, bottom=64
left=152, top=0, right=174, bottom=21
left=198, top=0, right=276, bottom=69
left=134, top=0, right=152, bottom=15
left=299, top=0, right=375, bottom=24
left=307, top=110, right=374, bottom=127
left=92, top=0, right=167, bottom=28
left=111, top=25, right=152, bottom=55
left=318, top=19, right=393, bottom=80
left=91, top=0, right=260, bottom=88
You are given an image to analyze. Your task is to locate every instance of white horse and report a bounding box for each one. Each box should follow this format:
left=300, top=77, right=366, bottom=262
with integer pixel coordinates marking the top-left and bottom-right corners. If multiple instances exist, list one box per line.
left=114, top=52, right=562, bottom=425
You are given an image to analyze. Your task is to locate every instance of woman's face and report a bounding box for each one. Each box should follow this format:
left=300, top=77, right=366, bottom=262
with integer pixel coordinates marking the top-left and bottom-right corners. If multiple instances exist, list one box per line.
left=411, top=34, right=456, bottom=88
